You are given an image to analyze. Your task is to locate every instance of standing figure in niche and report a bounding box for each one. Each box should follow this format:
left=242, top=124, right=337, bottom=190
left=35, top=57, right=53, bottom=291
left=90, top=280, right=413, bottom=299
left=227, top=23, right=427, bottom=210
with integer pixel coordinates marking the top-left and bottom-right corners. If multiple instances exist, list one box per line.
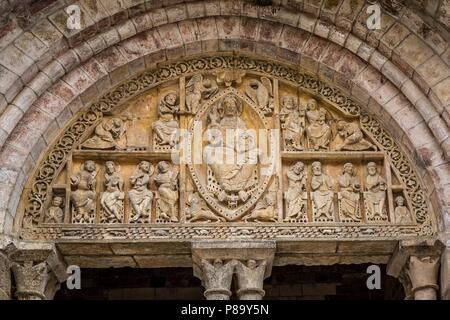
left=332, top=120, right=376, bottom=151
left=284, top=161, right=307, bottom=222
left=337, top=163, right=361, bottom=222
left=311, top=161, right=334, bottom=222
left=100, top=161, right=124, bottom=223
left=71, top=160, right=97, bottom=223
left=45, top=196, right=64, bottom=223
left=306, top=98, right=331, bottom=150
left=154, top=161, right=179, bottom=222
left=394, top=196, right=413, bottom=224
left=129, top=161, right=154, bottom=223
left=152, top=92, right=180, bottom=147
left=280, top=95, right=305, bottom=151
left=364, top=162, right=387, bottom=221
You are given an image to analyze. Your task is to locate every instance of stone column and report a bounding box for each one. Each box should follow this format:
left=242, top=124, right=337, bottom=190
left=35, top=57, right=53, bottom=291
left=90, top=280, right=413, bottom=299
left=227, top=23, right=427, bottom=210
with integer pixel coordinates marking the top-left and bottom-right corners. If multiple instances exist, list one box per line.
left=235, top=259, right=268, bottom=300
left=441, top=247, right=450, bottom=300
left=387, top=239, right=443, bottom=300
left=192, top=241, right=275, bottom=300
left=408, top=255, right=440, bottom=300
left=0, top=252, right=11, bottom=300
left=10, top=241, right=67, bottom=300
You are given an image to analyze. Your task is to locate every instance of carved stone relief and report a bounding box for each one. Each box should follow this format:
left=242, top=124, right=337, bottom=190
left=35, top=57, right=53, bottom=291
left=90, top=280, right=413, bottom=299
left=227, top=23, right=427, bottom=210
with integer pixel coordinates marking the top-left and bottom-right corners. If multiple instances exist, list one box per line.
left=18, top=56, right=434, bottom=242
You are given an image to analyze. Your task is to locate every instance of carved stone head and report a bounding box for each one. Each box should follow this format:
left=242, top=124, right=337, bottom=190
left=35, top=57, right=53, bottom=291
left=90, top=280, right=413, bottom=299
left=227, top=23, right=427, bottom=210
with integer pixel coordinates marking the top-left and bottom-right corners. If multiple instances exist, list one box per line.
left=312, top=161, right=322, bottom=175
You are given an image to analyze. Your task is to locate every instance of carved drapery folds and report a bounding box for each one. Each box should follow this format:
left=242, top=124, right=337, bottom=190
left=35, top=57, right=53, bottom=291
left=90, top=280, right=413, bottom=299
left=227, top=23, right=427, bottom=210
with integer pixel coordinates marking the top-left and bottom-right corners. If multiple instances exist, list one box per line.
left=18, top=56, right=433, bottom=242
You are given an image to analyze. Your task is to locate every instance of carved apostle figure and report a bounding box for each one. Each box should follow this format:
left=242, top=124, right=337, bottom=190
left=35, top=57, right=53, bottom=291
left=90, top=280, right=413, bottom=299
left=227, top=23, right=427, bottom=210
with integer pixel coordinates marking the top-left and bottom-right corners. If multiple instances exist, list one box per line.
left=45, top=196, right=64, bottom=223
left=338, top=163, right=361, bottom=222
left=280, top=95, right=305, bottom=151
left=394, top=196, right=413, bottom=224
left=201, top=259, right=237, bottom=300
left=82, top=116, right=128, bottom=150
left=284, top=161, right=307, bottom=222
left=71, top=160, right=97, bottom=223
left=152, top=92, right=179, bottom=147
left=100, top=161, right=124, bottom=223
left=306, top=98, right=331, bottom=150
left=235, top=260, right=267, bottom=300
left=332, top=120, right=376, bottom=151
left=129, top=161, right=154, bottom=223
left=364, top=162, right=387, bottom=221
left=206, top=94, right=258, bottom=206
left=186, top=74, right=218, bottom=113
left=154, top=161, right=179, bottom=222
left=311, top=161, right=334, bottom=222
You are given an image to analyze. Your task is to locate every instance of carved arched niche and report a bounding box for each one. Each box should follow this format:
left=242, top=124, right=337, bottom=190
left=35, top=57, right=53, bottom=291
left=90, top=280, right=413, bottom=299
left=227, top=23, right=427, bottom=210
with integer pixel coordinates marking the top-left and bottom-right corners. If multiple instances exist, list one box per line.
left=16, top=56, right=435, bottom=242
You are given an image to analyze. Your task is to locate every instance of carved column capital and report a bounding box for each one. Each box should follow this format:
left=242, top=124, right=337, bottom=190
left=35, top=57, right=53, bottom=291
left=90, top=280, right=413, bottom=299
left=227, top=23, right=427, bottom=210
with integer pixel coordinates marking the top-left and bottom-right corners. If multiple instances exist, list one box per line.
left=387, top=239, right=444, bottom=300
left=192, top=241, right=275, bottom=300
left=235, top=259, right=270, bottom=300
left=9, top=241, right=67, bottom=300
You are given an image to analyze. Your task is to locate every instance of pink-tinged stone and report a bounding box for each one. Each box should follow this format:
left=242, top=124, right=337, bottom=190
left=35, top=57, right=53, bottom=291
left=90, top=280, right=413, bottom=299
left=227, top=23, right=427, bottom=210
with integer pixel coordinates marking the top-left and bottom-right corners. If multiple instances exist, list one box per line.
left=395, top=34, right=434, bottom=68
left=279, top=25, right=309, bottom=53
left=11, top=87, right=37, bottom=113
left=204, top=0, right=221, bottom=16
left=0, top=46, right=34, bottom=76
left=406, top=122, right=435, bottom=149
left=369, top=51, right=387, bottom=71
left=7, top=122, right=42, bottom=153
left=47, top=80, right=77, bottom=103
left=391, top=103, right=424, bottom=131
left=220, top=0, right=243, bottom=16
left=74, top=41, right=94, bottom=62
left=0, top=66, right=20, bottom=96
left=216, top=16, right=240, bottom=39
left=344, top=34, right=361, bottom=54
left=197, top=17, right=218, bottom=41
left=417, top=55, right=450, bottom=87
left=338, top=51, right=366, bottom=78
left=157, top=24, right=183, bottom=49
left=62, top=68, right=94, bottom=94
left=302, top=36, right=329, bottom=60
left=56, top=50, right=80, bottom=73
left=166, top=3, right=187, bottom=23
left=239, top=18, right=259, bottom=41
left=178, top=20, right=199, bottom=44
left=81, top=58, right=108, bottom=82
left=414, top=97, right=439, bottom=123
left=14, top=32, right=48, bottom=63
left=258, top=21, right=283, bottom=45
left=373, top=82, right=399, bottom=106
left=186, top=2, right=205, bottom=19
left=0, top=19, right=22, bottom=51
left=33, top=92, right=66, bottom=116
left=0, top=144, right=28, bottom=170
left=148, top=8, right=168, bottom=27
left=320, top=43, right=344, bottom=69
left=299, top=12, right=316, bottom=33
left=381, top=61, right=408, bottom=88
left=355, top=66, right=386, bottom=93
left=356, top=43, right=374, bottom=62
left=19, top=107, right=53, bottom=133
left=116, top=20, right=137, bottom=41
left=132, top=12, right=152, bottom=33
left=328, top=27, right=348, bottom=46
left=401, top=79, right=426, bottom=105
left=95, top=46, right=128, bottom=72
left=315, top=20, right=331, bottom=38
left=428, top=116, right=450, bottom=143
left=87, top=35, right=107, bottom=55
left=432, top=77, right=450, bottom=106
left=0, top=105, right=23, bottom=134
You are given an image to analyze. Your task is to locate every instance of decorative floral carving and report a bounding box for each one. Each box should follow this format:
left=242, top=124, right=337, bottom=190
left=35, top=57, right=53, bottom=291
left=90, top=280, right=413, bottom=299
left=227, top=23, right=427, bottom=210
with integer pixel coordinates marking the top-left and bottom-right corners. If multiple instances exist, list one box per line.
left=20, top=56, right=433, bottom=242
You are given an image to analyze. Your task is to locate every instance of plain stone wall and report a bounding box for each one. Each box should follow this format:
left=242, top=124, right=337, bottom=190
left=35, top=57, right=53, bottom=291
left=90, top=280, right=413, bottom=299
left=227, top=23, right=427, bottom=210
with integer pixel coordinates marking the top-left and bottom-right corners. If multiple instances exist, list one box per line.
left=0, top=0, right=448, bottom=238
